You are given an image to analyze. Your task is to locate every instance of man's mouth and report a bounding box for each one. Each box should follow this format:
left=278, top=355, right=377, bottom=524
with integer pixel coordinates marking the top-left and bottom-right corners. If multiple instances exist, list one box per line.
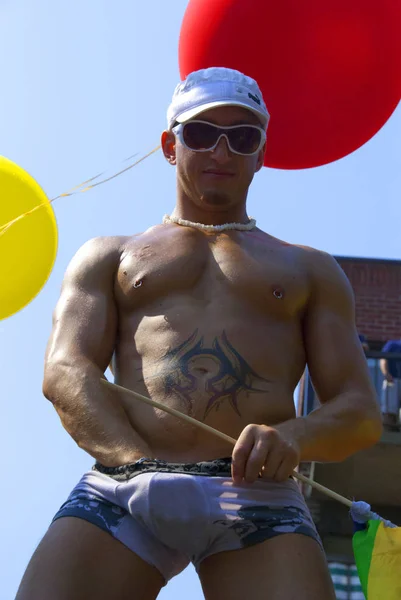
left=203, top=169, right=235, bottom=177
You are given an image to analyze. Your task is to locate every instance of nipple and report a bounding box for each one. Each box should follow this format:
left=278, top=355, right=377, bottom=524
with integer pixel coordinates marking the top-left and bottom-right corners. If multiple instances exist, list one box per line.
left=272, top=287, right=285, bottom=300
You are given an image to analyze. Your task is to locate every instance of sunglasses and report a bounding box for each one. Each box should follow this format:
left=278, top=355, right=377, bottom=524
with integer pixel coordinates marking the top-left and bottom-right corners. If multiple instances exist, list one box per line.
left=172, top=120, right=266, bottom=156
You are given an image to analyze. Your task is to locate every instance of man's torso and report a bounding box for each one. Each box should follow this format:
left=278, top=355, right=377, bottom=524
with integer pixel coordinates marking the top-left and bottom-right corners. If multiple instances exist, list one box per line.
left=105, top=224, right=313, bottom=461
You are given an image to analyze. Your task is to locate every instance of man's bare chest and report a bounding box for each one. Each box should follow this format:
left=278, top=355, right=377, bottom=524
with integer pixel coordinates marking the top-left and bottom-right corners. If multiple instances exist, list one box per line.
left=114, top=229, right=309, bottom=318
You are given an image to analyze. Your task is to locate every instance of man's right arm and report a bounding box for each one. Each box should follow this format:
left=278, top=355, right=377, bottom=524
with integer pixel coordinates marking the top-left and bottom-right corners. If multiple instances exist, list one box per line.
left=380, top=341, right=393, bottom=382
left=43, top=236, right=150, bottom=466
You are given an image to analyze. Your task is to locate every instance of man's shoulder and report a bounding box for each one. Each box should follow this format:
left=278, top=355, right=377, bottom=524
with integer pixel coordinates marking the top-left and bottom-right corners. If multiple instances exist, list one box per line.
left=66, top=232, right=145, bottom=277
left=267, top=238, right=351, bottom=296
left=75, top=228, right=159, bottom=260
left=262, top=233, right=339, bottom=271
left=71, top=225, right=167, bottom=266
left=71, top=235, right=129, bottom=266
left=383, top=340, right=401, bottom=352
left=287, top=241, right=333, bottom=262
left=80, top=234, right=130, bottom=253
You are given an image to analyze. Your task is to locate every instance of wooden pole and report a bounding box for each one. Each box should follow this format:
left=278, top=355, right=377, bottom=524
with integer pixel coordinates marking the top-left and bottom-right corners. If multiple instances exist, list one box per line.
left=101, top=379, right=353, bottom=508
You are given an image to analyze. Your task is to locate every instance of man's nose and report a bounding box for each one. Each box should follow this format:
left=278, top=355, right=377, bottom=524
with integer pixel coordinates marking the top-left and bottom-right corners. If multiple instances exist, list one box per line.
left=210, top=135, right=231, bottom=162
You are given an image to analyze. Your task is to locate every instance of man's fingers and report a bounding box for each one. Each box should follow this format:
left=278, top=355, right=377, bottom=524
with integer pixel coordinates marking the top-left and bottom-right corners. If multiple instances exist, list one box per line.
left=274, top=458, right=296, bottom=482
left=260, top=445, right=284, bottom=480
left=262, top=446, right=298, bottom=482
left=243, top=438, right=270, bottom=482
left=231, top=425, right=258, bottom=483
left=232, top=425, right=300, bottom=484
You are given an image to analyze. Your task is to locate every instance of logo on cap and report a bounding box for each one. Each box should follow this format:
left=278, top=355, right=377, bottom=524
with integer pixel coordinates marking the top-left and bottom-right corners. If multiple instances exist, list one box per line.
left=248, top=92, right=261, bottom=106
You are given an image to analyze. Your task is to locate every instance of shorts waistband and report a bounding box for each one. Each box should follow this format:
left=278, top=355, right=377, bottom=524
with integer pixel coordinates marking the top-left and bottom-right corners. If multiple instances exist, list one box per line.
left=93, top=457, right=233, bottom=482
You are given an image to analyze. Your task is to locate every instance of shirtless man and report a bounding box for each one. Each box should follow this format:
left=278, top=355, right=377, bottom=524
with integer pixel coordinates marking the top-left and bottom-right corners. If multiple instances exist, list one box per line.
left=16, top=67, right=382, bottom=600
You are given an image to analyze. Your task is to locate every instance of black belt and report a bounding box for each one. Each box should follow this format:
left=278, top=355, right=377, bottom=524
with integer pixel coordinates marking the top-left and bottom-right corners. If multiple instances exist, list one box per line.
left=93, top=456, right=233, bottom=482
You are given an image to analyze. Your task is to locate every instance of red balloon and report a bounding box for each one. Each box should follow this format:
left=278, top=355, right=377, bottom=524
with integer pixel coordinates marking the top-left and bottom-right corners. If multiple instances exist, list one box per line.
left=179, top=0, right=401, bottom=169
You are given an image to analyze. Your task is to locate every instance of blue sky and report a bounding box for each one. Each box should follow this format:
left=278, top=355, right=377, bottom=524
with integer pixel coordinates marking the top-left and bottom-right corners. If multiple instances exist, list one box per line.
left=1, top=1, right=400, bottom=598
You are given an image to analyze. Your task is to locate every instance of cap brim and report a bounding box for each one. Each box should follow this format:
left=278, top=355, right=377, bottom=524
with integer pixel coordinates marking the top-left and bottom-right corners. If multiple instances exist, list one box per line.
left=176, top=101, right=269, bottom=128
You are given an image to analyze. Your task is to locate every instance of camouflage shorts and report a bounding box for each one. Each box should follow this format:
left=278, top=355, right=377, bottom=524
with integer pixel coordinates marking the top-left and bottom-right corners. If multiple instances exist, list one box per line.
left=52, top=457, right=322, bottom=583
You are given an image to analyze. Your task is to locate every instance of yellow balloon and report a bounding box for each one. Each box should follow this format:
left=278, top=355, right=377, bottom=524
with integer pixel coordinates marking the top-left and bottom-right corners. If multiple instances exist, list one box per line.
left=0, top=156, right=58, bottom=320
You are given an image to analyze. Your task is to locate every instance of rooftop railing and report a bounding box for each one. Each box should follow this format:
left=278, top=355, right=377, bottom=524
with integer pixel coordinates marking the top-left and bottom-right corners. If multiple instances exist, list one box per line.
left=299, top=351, right=401, bottom=419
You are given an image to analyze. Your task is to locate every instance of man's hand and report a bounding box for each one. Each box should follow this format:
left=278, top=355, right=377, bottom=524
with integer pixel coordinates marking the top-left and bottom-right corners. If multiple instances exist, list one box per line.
left=231, top=424, right=300, bottom=484
left=384, top=373, right=394, bottom=383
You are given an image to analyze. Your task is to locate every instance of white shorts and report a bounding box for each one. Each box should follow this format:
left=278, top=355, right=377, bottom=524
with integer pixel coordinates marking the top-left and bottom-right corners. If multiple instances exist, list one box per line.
left=381, top=379, right=401, bottom=416
left=52, top=457, right=321, bottom=583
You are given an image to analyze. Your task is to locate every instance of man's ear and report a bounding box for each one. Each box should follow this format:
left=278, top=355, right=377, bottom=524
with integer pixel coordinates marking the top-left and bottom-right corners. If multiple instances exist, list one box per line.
left=162, top=130, right=176, bottom=165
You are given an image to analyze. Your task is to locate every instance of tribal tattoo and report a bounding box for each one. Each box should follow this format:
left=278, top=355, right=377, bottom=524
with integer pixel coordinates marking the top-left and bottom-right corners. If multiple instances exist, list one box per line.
left=158, top=330, right=271, bottom=420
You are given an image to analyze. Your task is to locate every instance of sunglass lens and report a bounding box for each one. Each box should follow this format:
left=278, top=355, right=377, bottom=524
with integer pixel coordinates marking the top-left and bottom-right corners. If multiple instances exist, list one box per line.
left=229, top=127, right=262, bottom=154
left=183, top=122, right=219, bottom=150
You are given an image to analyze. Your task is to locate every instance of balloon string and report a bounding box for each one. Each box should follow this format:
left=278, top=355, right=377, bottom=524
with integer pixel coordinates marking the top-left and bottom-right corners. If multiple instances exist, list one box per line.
left=0, top=145, right=161, bottom=238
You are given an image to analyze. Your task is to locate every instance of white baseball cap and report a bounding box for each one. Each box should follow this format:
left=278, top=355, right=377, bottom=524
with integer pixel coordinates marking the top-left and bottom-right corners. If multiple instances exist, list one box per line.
left=167, top=67, right=270, bottom=130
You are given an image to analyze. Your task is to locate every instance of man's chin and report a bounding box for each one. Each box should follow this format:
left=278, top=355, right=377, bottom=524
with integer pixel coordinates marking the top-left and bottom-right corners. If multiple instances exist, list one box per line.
left=199, top=191, right=232, bottom=207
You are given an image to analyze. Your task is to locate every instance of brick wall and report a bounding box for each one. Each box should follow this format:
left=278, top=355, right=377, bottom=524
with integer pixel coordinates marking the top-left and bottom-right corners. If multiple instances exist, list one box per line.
left=335, top=257, right=401, bottom=342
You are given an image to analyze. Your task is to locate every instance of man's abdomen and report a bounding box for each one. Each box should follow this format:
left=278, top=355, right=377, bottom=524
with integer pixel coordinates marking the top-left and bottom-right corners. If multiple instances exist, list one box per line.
left=112, top=306, right=304, bottom=460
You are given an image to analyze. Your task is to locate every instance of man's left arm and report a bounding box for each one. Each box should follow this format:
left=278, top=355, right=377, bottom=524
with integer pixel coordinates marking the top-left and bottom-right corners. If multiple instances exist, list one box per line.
left=231, top=250, right=383, bottom=484
left=277, top=250, right=383, bottom=463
